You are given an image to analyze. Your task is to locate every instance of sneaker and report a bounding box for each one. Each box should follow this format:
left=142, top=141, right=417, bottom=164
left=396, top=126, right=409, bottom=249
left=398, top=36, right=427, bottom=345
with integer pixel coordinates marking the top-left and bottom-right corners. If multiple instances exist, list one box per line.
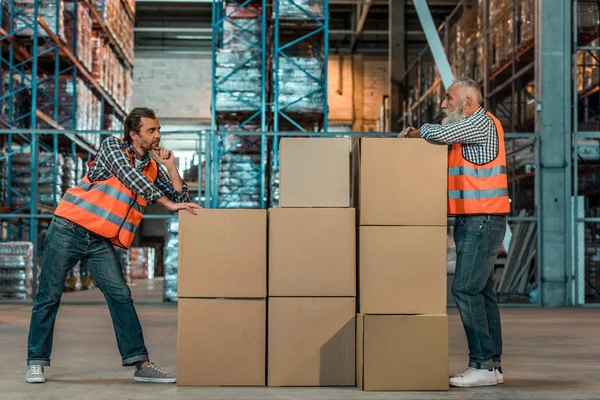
left=26, top=365, right=46, bottom=384
left=495, top=367, right=504, bottom=384
left=449, top=367, right=497, bottom=388
left=133, top=363, right=176, bottom=383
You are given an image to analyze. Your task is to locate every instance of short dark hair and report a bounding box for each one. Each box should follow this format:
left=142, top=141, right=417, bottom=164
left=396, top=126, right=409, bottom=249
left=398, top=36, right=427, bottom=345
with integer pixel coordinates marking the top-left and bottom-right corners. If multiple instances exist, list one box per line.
left=124, top=107, right=157, bottom=143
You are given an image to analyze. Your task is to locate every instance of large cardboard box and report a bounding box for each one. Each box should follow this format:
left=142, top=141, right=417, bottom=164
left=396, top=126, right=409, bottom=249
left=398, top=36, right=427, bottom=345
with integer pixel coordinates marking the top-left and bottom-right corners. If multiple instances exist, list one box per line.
left=269, top=208, right=356, bottom=296
left=355, top=138, right=447, bottom=226
left=356, top=314, right=449, bottom=391
left=279, top=137, right=351, bottom=207
left=177, top=298, right=266, bottom=386
left=178, top=209, right=266, bottom=298
left=359, top=226, right=446, bottom=314
left=268, top=297, right=356, bottom=387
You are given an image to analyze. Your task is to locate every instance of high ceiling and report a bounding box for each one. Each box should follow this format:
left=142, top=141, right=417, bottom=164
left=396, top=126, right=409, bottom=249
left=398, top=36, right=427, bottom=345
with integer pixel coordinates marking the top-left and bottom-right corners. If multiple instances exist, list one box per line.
left=134, top=0, right=460, bottom=59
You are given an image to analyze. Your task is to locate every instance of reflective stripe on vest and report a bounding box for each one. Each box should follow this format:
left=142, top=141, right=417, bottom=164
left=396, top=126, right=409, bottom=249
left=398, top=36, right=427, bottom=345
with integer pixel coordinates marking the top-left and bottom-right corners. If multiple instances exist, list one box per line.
left=448, top=165, right=507, bottom=178
left=448, top=188, right=509, bottom=200
left=77, top=181, right=145, bottom=214
left=447, top=111, right=510, bottom=215
left=62, top=192, right=138, bottom=233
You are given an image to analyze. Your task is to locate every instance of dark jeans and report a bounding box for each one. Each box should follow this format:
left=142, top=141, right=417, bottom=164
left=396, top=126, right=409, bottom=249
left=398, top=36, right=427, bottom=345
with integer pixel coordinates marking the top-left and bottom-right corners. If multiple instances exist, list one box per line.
left=27, top=216, right=149, bottom=367
left=452, top=214, right=506, bottom=371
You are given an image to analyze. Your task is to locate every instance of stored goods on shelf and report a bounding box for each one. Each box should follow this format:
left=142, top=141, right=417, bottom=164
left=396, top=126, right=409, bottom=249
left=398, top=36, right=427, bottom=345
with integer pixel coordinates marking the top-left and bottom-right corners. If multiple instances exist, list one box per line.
left=163, top=219, right=178, bottom=301
left=7, top=152, right=64, bottom=208
left=92, top=31, right=130, bottom=109
left=0, top=241, right=34, bottom=299
left=64, top=2, right=93, bottom=72
left=129, top=247, right=156, bottom=280
left=37, top=76, right=102, bottom=132
left=277, top=0, right=324, bottom=20
left=15, top=0, right=65, bottom=41
left=92, top=0, right=134, bottom=62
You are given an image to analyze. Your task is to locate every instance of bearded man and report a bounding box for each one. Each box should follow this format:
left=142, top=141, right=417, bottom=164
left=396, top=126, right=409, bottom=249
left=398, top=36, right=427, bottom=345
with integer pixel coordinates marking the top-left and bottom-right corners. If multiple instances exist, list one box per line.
left=399, top=77, right=510, bottom=388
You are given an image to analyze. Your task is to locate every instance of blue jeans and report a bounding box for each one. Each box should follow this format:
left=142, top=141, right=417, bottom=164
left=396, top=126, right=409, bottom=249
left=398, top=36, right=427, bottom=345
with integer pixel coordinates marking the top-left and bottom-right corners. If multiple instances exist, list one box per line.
left=452, top=214, right=506, bottom=370
left=27, top=216, right=149, bottom=367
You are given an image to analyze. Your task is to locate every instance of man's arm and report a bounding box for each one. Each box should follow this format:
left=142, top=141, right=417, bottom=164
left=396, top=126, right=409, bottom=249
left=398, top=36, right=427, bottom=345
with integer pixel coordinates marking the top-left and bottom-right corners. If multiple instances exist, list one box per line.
left=96, top=138, right=200, bottom=214
left=96, top=136, right=164, bottom=203
left=419, top=113, right=492, bottom=145
left=154, top=165, right=191, bottom=203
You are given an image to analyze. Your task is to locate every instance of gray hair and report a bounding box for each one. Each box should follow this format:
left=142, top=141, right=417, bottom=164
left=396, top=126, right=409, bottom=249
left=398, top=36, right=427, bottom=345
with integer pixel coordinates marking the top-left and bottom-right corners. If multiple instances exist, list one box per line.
left=452, top=77, right=483, bottom=105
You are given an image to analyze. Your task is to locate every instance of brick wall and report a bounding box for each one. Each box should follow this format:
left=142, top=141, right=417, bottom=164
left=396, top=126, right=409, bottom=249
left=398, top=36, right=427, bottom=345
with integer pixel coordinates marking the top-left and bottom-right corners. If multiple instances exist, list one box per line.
left=362, top=57, right=388, bottom=131
left=132, top=55, right=212, bottom=121
left=327, top=55, right=354, bottom=124
left=133, top=54, right=388, bottom=129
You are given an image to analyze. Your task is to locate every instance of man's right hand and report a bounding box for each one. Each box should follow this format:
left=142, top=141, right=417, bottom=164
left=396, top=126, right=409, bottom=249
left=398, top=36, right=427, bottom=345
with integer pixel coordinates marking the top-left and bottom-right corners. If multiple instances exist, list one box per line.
left=398, top=127, right=416, bottom=138
left=157, top=196, right=203, bottom=215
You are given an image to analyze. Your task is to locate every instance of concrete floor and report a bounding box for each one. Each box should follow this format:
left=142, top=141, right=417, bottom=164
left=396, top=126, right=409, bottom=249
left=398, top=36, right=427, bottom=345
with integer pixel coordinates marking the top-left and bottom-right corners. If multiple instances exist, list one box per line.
left=1, top=295, right=599, bottom=399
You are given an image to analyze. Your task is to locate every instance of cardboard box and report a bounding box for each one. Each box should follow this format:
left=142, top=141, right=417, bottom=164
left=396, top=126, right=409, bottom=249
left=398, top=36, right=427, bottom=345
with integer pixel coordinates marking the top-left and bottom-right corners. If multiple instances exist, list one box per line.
left=359, top=226, right=446, bottom=314
left=268, top=297, right=356, bottom=387
left=355, top=138, right=447, bottom=226
left=279, top=137, right=351, bottom=207
left=178, top=209, right=266, bottom=298
left=356, top=314, right=449, bottom=391
left=177, top=298, right=266, bottom=386
left=269, top=208, right=356, bottom=296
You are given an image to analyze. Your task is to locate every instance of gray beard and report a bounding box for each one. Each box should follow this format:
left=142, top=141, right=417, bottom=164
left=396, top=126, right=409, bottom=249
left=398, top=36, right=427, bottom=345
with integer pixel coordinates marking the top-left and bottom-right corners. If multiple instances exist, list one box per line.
left=442, top=108, right=466, bottom=125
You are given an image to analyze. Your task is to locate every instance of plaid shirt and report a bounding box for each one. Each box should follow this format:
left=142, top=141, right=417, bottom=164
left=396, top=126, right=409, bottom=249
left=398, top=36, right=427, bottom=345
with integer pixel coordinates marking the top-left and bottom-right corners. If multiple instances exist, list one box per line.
left=420, top=107, right=499, bottom=166
left=87, top=136, right=190, bottom=203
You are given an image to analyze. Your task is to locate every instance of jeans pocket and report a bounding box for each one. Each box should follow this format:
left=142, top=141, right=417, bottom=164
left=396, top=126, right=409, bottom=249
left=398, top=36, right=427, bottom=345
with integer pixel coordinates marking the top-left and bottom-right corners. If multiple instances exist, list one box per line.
left=52, top=217, right=74, bottom=230
left=458, top=215, right=487, bottom=227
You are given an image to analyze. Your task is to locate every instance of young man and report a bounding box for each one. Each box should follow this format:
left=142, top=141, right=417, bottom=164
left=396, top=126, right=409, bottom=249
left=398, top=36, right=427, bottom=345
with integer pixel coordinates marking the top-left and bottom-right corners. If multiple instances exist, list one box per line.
left=400, top=77, right=509, bottom=388
left=26, top=107, right=201, bottom=384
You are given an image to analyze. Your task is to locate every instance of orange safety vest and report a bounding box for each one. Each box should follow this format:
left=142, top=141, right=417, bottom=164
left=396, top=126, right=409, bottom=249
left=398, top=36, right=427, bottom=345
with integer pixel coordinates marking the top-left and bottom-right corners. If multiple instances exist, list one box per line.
left=54, top=147, right=158, bottom=249
left=447, top=111, right=510, bottom=216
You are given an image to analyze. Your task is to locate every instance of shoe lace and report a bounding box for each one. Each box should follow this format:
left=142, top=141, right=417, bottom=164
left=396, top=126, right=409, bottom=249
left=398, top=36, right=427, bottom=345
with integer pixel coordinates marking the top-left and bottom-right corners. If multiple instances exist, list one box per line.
left=456, top=368, right=479, bottom=378
left=30, top=365, right=43, bottom=375
left=148, top=363, right=167, bottom=376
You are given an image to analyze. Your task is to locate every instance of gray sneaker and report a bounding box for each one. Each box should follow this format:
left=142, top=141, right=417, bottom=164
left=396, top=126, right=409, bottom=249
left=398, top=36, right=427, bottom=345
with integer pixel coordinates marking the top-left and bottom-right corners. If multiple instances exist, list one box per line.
left=26, top=365, right=46, bottom=383
left=133, top=363, right=176, bottom=383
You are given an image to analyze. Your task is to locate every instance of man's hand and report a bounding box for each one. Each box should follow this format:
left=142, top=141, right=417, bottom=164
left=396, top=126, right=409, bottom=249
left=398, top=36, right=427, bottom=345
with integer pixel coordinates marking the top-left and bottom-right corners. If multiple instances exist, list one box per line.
left=398, top=127, right=421, bottom=138
left=152, top=148, right=177, bottom=169
left=157, top=196, right=203, bottom=215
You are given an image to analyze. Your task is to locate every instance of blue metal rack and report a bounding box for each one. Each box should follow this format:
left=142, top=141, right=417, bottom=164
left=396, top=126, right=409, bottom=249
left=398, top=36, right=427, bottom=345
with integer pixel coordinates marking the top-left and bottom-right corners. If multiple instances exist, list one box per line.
left=209, top=0, right=268, bottom=209
left=270, top=0, right=328, bottom=207
left=209, top=0, right=329, bottom=208
left=273, top=0, right=328, bottom=133
left=0, top=1, right=129, bottom=297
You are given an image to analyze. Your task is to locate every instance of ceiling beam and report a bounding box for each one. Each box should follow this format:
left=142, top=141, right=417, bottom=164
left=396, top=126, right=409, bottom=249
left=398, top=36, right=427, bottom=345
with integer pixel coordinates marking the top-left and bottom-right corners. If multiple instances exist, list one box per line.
left=349, top=0, right=375, bottom=52
left=134, top=27, right=212, bottom=33
left=413, top=0, right=454, bottom=88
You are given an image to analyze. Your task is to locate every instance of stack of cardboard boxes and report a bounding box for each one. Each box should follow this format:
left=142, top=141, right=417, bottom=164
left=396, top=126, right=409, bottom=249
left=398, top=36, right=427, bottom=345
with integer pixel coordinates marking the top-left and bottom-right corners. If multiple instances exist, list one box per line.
left=177, top=209, right=267, bottom=386
left=268, top=138, right=355, bottom=387
left=354, top=138, right=449, bottom=391
left=177, top=136, right=449, bottom=390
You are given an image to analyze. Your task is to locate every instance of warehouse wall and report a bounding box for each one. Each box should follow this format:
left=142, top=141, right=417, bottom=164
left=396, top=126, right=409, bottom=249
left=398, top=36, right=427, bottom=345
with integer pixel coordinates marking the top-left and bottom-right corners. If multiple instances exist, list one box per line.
left=362, top=57, right=388, bottom=131
left=132, top=54, right=388, bottom=129
left=132, top=55, right=212, bottom=122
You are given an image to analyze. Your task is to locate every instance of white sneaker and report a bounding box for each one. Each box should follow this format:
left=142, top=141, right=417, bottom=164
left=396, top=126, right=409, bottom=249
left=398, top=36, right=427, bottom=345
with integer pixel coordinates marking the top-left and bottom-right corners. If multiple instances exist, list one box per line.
left=495, top=367, right=504, bottom=384
left=449, top=367, right=497, bottom=388
left=26, top=365, right=46, bottom=383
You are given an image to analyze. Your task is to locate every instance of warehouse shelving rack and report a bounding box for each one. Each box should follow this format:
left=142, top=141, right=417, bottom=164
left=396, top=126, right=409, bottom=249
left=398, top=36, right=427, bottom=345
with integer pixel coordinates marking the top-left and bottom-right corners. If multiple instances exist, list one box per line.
left=572, top=0, right=600, bottom=305
left=398, top=0, right=541, bottom=305
left=269, top=0, right=329, bottom=207
left=209, top=0, right=268, bottom=209
left=209, top=0, right=329, bottom=208
left=0, top=0, right=131, bottom=296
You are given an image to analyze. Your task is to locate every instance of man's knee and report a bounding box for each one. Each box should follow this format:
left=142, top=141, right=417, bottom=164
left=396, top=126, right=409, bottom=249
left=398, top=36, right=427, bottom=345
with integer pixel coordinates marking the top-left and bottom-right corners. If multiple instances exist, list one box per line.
left=104, top=284, right=133, bottom=304
left=452, top=279, right=479, bottom=299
